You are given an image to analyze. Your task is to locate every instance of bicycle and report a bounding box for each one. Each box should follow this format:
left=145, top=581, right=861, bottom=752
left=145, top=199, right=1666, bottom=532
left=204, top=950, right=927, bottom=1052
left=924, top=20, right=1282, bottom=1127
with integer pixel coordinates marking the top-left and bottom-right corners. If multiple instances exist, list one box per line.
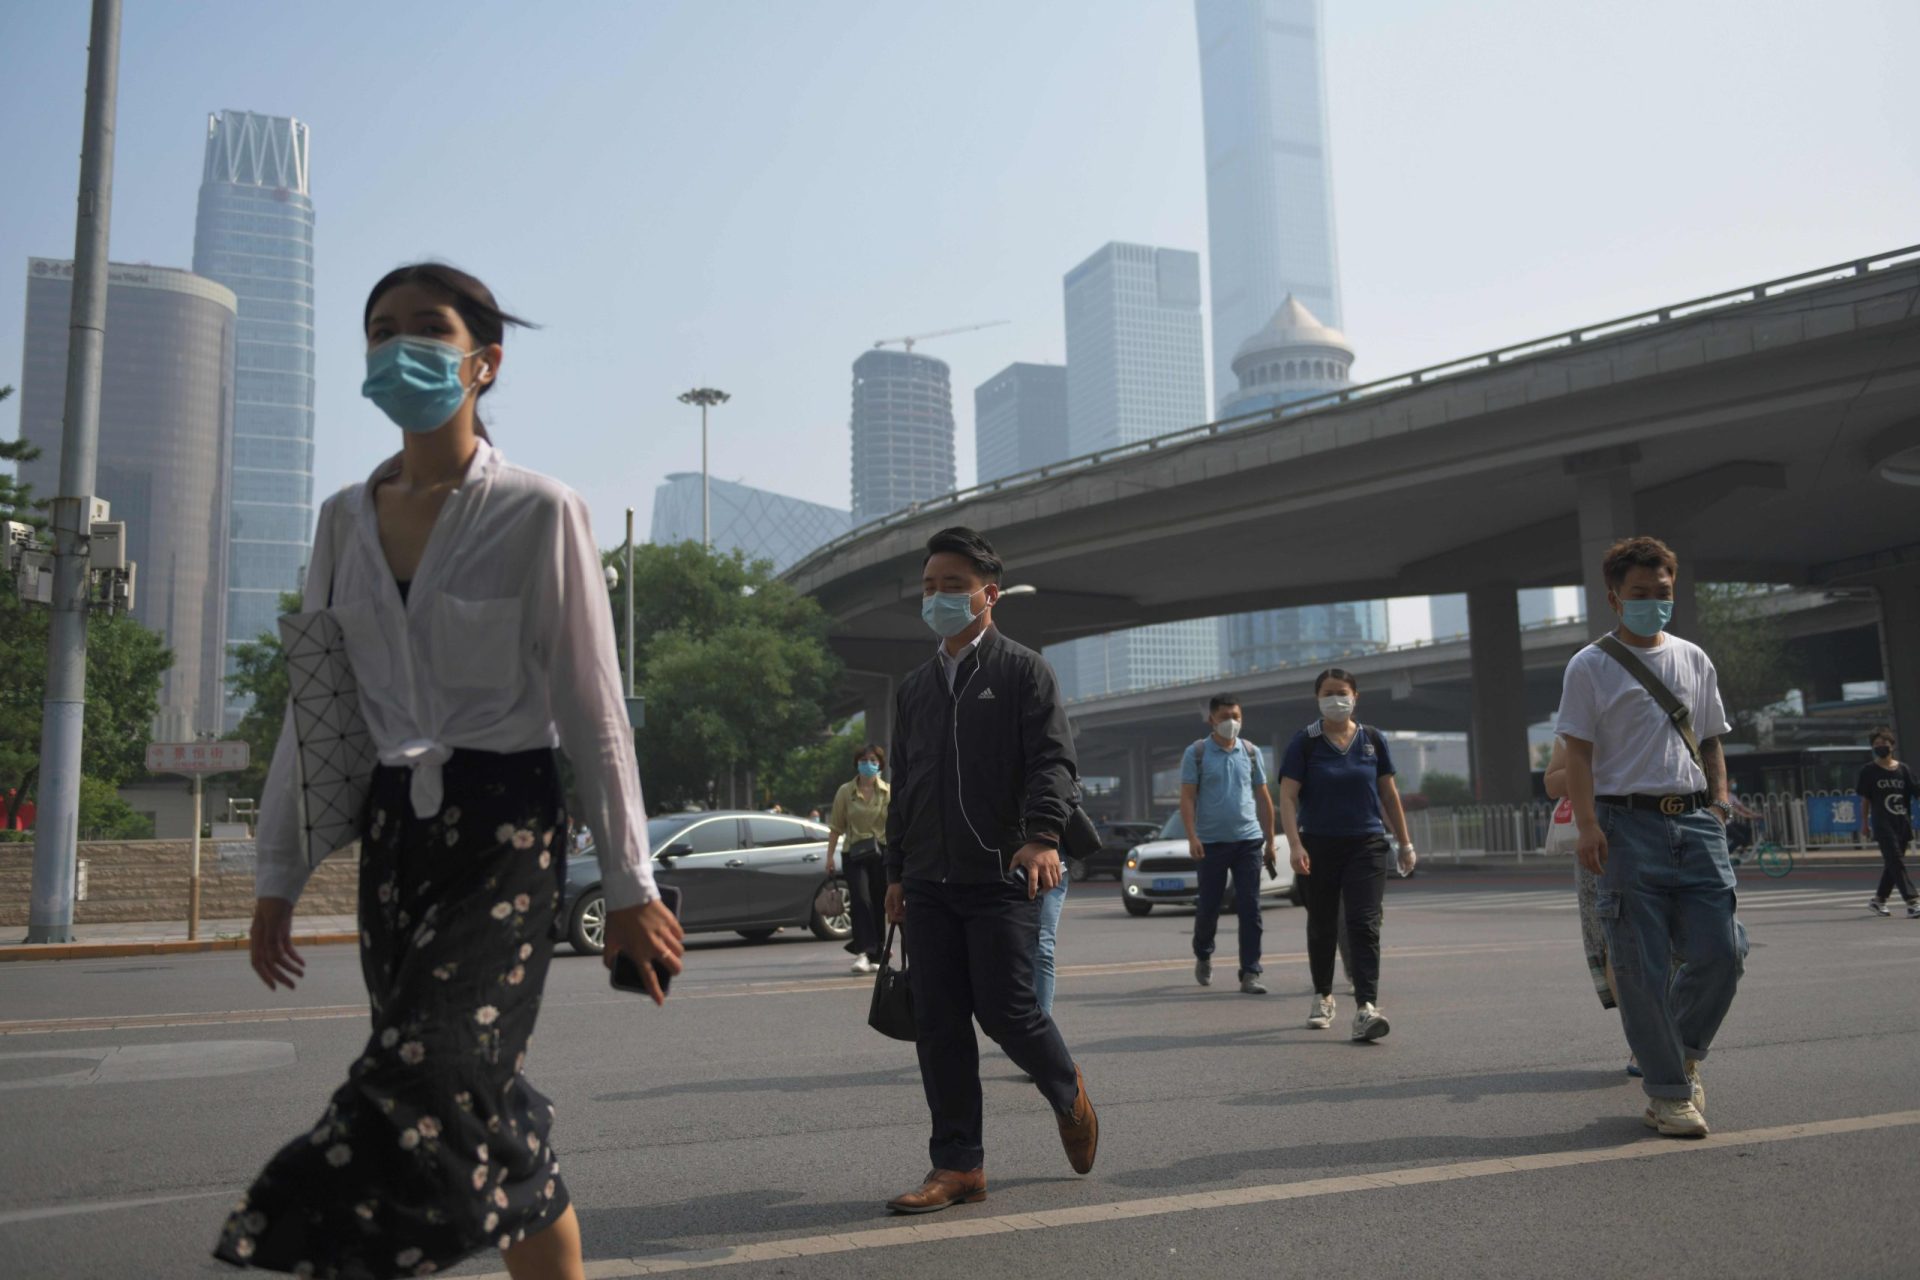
left=1727, top=815, right=1793, bottom=878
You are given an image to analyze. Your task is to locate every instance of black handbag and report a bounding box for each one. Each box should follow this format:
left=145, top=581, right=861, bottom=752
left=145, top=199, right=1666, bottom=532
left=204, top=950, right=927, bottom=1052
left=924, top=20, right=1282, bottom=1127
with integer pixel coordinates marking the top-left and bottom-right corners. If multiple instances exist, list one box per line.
left=844, top=836, right=882, bottom=864
left=1062, top=804, right=1101, bottom=863
left=867, top=923, right=916, bottom=1042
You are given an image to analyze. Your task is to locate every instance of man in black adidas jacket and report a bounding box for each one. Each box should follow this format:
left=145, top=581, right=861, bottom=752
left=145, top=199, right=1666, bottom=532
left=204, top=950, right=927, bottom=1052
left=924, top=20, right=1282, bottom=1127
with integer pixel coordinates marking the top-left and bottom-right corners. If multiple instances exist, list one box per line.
left=879, top=527, right=1099, bottom=1216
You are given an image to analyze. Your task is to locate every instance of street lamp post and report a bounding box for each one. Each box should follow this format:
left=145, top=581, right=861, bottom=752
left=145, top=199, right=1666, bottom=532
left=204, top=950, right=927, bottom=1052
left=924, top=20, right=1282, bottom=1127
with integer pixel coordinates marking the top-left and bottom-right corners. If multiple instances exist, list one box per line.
left=677, top=387, right=730, bottom=549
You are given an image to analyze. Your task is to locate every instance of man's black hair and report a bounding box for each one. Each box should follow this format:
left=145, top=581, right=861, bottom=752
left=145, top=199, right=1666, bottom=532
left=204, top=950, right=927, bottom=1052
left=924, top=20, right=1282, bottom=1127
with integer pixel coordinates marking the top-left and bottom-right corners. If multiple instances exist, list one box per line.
left=1208, top=694, right=1241, bottom=715
left=923, top=526, right=1003, bottom=582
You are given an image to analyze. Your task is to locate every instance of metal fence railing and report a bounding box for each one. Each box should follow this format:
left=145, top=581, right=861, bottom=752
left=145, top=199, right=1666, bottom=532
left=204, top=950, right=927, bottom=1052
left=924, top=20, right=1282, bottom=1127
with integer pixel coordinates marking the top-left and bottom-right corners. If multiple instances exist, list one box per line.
left=1405, top=793, right=1876, bottom=861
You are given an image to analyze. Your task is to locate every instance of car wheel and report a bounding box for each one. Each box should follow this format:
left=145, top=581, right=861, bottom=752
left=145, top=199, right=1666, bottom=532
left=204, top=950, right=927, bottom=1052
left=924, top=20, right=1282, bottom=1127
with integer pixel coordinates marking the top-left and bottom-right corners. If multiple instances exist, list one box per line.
left=1122, top=897, right=1152, bottom=917
left=1287, top=881, right=1304, bottom=907
left=810, top=877, right=854, bottom=941
left=736, top=928, right=776, bottom=943
left=568, top=890, right=606, bottom=956
left=1066, top=857, right=1088, bottom=883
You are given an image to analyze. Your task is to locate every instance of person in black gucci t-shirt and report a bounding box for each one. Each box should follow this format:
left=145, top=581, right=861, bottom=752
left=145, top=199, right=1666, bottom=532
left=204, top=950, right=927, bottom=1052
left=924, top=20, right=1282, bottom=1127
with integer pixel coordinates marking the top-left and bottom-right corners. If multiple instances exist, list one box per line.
left=1856, top=728, right=1918, bottom=918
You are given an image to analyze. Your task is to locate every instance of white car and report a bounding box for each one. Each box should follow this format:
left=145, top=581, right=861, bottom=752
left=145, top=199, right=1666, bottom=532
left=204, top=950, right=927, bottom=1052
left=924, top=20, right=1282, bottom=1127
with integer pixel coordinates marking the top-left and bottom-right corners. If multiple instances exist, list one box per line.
left=1120, top=812, right=1300, bottom=916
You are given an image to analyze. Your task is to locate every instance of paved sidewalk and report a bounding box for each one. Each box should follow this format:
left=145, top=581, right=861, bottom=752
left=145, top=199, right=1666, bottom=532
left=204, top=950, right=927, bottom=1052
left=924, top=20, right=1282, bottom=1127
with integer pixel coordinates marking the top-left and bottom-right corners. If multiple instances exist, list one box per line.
left=2, top=913, right=355, bottom=947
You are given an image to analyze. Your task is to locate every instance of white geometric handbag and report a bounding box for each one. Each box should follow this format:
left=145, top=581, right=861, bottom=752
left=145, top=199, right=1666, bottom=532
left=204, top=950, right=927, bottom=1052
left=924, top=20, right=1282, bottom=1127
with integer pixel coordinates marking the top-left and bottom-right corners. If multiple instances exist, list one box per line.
left=277, top=499, right=377, bottom=869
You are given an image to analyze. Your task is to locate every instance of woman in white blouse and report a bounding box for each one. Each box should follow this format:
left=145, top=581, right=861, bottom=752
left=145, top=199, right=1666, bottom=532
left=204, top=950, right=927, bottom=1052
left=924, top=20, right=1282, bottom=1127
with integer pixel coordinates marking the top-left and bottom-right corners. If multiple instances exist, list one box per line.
left=216, top=263, right=683, bottom=1280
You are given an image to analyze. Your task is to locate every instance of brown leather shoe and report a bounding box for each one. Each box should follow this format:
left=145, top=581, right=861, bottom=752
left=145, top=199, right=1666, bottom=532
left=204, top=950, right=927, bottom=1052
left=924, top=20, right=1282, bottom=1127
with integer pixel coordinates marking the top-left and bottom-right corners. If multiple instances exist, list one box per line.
left=1056, top=1063, right=1099, bottom=1175
left=885, top=1167, right=987, bottom=1215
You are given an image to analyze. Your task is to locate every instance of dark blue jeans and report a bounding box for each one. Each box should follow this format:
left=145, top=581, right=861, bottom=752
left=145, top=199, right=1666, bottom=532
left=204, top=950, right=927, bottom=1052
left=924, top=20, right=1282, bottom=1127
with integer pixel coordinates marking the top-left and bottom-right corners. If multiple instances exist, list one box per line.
left=1192, top=838, right=1265, bottom=977
left=1595, top=805, right=1747, bottom=1100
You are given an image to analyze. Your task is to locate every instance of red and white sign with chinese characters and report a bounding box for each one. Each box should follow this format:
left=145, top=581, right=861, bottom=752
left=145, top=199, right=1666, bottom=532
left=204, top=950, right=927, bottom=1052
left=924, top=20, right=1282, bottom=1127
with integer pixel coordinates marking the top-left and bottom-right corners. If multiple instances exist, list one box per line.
left=146, top=741, right=251, bottom=776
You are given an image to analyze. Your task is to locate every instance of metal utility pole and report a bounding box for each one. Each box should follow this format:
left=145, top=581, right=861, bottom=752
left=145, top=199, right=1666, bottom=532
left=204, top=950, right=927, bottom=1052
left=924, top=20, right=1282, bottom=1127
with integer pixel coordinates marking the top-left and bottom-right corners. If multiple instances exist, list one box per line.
left=624, top=507, right=636, bottom=696
left=677, top=388, right=730, bottom=549
left=28, top=0, right=122, bottom=944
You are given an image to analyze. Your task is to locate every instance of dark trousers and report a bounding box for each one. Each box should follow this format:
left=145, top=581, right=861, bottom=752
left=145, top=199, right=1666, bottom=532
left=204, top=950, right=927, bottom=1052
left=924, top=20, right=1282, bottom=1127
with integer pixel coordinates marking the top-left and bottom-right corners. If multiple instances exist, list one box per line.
left=903, top=876, right=1080, bottom=1171
left=1873, top=820, right=1917, bottom=903
left=843, top=853, right=888, bottom=960
left=1192, top=838, right=1265, bottom=976
left=1303, top=834, right=1389, bottom=1005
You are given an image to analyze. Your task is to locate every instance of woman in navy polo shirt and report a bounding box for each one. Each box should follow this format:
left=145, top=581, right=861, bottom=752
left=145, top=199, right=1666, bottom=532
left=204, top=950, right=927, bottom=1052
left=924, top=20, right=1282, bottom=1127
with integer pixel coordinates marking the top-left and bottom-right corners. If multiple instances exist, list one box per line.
left=1279, top=668, right=1417, bottom=1042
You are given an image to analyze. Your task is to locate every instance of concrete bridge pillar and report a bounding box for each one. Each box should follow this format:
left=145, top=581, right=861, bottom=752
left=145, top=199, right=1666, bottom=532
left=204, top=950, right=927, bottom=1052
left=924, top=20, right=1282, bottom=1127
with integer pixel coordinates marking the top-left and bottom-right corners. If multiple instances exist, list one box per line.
left=861, top=679, right=896, bottom=770
left=1125, top=743, right=1154, bottom=820
left=1468, top=582, right=1533, bottom=805
left=1572, top=457, right=1637, bottom=636
left=1872, top=564, right=1920, bottom=748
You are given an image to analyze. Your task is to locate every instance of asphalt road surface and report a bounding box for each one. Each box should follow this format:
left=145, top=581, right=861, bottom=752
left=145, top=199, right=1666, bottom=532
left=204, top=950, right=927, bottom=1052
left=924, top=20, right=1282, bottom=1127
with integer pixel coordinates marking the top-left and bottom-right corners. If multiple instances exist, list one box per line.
left=2, top=861, right=1915, bottom=1279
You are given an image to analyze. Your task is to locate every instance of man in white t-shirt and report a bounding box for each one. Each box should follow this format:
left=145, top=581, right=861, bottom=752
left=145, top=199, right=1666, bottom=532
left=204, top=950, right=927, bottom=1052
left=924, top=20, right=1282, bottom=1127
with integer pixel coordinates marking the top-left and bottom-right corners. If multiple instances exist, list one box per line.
left=1556, top=536, right=1745, bottom=1139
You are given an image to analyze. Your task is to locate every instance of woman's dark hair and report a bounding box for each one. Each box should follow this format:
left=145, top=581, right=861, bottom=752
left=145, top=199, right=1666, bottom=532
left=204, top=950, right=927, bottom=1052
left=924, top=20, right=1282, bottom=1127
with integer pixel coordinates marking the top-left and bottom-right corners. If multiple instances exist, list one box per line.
left=855, top=743, right=887, bottom=770
left=1313, top=668, right=1359, bottom=696
left=1870, top=726, right=1896, bottom=747
left=924, top=526, right=1003, bottom=583
left=363, top=262, right=534, bottom=437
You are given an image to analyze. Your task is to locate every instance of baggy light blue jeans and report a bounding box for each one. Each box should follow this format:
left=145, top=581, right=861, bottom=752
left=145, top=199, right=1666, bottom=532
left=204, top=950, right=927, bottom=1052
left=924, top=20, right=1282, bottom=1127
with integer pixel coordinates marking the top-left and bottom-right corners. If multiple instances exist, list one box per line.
left=1594, top=804, right=1748, bottom=1101
left=1034, top=876, right=1069, bottom=1017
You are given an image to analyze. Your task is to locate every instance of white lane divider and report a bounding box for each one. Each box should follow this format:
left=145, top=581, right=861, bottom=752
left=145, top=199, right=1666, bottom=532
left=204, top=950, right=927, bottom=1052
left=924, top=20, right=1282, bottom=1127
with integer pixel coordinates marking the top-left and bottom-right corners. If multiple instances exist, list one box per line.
left=463, top=1109, right=1920, bottom=1278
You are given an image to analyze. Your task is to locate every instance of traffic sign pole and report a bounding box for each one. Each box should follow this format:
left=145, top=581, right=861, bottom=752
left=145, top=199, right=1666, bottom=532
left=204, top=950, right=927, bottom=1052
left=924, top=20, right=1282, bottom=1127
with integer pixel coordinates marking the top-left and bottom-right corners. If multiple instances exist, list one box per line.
left=189, top=774, right=202, bottom=941
left=145, top=741, right=249, bottom=941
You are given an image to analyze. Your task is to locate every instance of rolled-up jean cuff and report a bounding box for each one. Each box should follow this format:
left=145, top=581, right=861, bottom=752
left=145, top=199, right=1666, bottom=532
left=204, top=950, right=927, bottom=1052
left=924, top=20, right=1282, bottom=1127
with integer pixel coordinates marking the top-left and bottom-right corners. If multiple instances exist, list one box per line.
left=1684, top=1045, right=1711, bottom=1062
left=1643, top=1083, right=1693, bottom=1100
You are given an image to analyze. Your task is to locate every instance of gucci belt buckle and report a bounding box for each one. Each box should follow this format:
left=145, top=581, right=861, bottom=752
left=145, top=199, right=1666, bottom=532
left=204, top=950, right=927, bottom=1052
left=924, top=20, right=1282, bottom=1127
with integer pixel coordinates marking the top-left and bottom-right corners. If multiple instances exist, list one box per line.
left=1658, top=794, right=1687, bottom=816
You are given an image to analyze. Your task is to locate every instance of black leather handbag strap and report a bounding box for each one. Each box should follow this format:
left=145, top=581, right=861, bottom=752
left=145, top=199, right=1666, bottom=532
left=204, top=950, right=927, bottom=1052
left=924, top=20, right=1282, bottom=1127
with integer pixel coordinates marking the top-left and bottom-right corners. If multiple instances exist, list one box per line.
left=1595, top=634, right=1703, bottom=772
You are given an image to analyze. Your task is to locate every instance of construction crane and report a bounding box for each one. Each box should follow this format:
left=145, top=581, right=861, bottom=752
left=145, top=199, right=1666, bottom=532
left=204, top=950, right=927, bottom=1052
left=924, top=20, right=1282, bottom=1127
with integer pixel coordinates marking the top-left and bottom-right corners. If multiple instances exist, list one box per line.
left=872, top=320, right=1009, bottom=353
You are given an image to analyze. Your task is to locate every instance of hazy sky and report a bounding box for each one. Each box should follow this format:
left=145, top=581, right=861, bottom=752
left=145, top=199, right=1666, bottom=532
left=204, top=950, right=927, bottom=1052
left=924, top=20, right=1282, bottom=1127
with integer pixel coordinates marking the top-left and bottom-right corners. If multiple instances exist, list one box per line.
left=3, top=0, right=1915, bottom=644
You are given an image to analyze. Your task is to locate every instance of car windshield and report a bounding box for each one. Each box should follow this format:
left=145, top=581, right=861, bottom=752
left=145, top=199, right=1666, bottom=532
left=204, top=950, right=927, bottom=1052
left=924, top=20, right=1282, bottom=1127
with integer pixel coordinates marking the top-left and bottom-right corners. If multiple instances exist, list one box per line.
left=1157, top=813, right=1185, bottom=841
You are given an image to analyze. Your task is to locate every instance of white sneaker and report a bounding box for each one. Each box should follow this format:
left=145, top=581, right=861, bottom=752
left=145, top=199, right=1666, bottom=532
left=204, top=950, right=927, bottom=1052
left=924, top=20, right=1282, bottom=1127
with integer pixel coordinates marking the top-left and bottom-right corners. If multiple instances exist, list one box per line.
left=1869, top=898, right=1891, bottom=917
left=1642, top=1097, right=1709, bottom=1137
left=1307, top=995, right=1335, bottom=1029
left=850, top=957, right=875, bottom=975
left=1908, top=901, right=1920, bottom=919
left=1351, top=1002, right=1390, bottom=1042
left=1685, top=1060, right=1706, bottom=1115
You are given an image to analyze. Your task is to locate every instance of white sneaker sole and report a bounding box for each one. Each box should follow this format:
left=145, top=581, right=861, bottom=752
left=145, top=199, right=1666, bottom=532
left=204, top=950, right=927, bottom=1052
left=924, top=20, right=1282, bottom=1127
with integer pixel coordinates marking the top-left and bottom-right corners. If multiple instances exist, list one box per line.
left=1643, top=1106, right=1709, bottom=1138
left=1352, top=1014, right=1390, bottom=1042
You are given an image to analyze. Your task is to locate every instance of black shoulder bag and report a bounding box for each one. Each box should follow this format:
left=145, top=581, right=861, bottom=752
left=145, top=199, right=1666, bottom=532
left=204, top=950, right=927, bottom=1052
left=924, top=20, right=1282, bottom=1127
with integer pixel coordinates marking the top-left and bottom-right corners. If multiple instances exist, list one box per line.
left=867, top=923, right=916, bottom=1041
left=1594, top=634, right=1703, bottom=772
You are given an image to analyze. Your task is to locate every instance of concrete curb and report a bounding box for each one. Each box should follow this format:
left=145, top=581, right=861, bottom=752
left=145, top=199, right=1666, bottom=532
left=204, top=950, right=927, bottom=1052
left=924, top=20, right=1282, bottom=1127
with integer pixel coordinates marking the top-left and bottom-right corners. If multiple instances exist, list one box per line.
left=0, top=931, right=358, bottom=963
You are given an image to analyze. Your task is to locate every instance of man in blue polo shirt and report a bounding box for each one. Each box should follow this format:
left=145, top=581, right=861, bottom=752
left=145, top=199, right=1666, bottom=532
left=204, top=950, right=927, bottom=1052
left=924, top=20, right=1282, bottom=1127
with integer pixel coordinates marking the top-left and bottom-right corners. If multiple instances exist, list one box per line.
left=1182, top=694, right=1279, bottom=995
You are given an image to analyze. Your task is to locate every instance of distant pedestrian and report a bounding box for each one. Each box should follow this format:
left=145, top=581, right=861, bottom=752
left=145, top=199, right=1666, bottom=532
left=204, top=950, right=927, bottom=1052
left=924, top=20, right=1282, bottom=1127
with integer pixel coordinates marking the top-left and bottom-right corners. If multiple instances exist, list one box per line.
left=219, top=263, right=684, bottom=1278
left=882, top=526, right=1097, bottom=1215
left=1279, top=669, right=1416, bottom=1042
left=1557, top=535, right=1744, bottom=1139
left=1182, top=694, right=1279, bottom=995
left=808, top=807, right=825, bottom=823
left=826, top=744, right=891, bottom=974
left=1857, top=727, right=1918, bottom=917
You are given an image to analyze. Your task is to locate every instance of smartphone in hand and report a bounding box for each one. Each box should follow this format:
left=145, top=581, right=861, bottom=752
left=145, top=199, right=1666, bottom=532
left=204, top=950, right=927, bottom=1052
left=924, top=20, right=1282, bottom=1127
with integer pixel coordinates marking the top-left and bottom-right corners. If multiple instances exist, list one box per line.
left=609, top=884, right=682, bottom=998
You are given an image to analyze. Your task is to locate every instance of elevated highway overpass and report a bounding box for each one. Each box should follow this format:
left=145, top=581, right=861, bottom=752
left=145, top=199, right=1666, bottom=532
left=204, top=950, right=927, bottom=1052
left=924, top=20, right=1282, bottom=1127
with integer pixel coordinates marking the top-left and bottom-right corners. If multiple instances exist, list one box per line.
left=786, top=247, right=1920, bottom=801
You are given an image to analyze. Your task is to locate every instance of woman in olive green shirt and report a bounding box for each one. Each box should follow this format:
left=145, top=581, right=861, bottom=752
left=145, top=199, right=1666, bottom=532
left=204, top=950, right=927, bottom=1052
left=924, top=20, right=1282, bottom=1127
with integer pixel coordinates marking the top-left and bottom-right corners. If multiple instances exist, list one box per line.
left=826, top=744, right=891, bottom=974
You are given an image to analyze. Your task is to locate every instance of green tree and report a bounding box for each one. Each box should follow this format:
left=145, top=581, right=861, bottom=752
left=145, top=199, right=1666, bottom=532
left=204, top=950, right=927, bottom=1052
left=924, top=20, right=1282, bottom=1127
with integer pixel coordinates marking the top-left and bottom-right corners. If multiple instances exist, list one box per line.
left=1420, top=771, right=1475, bottom=807
left=762, top=718, right=866, bottom=815
left=223, top=590, right=303, bottom=799
left=1, top=385, right=44, bottom=528
left=0, top=588, right=173, bottom=828
left=610, top=542, right=842, bottom=812
left=78, top=774, right=155, bottom=840
left=1694, top=584, right=1801, bottom=743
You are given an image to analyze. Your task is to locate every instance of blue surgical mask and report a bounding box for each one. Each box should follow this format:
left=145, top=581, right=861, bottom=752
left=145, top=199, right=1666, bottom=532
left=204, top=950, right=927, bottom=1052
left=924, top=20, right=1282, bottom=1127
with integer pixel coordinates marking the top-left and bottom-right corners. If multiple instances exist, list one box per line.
left=1618, top=598, right=1673, bottom=639
left=857, top=760, right=881, bottom=778
left=362, top=336, right=482, bottom=433
left=922, top=588, right=986, bottom=638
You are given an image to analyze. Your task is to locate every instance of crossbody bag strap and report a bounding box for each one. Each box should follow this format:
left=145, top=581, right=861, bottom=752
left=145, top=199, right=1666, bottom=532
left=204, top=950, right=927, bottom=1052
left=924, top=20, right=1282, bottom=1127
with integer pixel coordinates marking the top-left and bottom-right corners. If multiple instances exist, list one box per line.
left=1595, top=634, right=1703, bottom=772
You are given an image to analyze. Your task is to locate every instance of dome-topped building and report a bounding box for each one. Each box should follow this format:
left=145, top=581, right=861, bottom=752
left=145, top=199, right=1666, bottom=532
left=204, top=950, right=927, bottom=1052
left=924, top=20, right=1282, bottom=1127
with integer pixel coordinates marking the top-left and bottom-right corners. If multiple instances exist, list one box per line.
left=1220, top=294, right=1355, bottom=417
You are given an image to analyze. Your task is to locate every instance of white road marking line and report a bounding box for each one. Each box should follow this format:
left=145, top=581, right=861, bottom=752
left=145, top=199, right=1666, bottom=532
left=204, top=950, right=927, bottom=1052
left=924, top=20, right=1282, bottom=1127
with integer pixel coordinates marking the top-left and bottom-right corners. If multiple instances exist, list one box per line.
left=461, top=1109, right=1920, bottom=1278
left=0, top=1187, right=235, bottom=1226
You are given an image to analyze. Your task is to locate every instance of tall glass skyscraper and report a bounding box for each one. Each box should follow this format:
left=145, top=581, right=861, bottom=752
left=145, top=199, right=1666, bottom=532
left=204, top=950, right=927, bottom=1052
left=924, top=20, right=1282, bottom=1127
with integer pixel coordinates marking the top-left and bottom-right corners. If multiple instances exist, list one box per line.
left=1053, top=243, right=1222, bottom=698
left=18, top=260, right=236, bottom=739
left=974, top=363, right=1068, bottom=486
left=650, top=473, right=850, bottom=574
left=191, top=110, right=315, bottom=727
left=1196, top=0, right=1343, bottom=410
left=849, top=349, right=955, bottom=524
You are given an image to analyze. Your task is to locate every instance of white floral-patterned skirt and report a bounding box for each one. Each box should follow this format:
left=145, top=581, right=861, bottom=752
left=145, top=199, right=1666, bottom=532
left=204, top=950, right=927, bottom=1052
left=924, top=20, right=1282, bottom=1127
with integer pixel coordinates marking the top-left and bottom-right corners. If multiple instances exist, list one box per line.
left=215, top=748, right=571, bottom=1279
